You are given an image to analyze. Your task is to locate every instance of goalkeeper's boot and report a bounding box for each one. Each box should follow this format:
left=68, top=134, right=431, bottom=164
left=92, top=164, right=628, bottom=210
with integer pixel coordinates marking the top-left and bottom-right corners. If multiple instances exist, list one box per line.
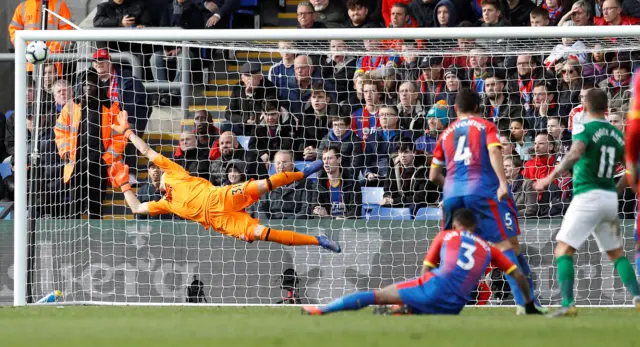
left=302, top=160, right=324, bottom=179
left=316, top=233, right=341, bottom=253
left=548, top=305, right=577, bottom=318
left=301, top=306, right=323, bottom=316
left=373, top=305, right=412, bottom=316
left=634, top=296, right=640, bottom=312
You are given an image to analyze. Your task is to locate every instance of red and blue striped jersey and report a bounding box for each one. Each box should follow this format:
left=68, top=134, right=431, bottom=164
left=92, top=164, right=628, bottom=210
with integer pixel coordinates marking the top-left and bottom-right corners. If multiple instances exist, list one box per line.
left=432, top=117, right=502, bottom=198
left=424, top=230, right=517, bottom=300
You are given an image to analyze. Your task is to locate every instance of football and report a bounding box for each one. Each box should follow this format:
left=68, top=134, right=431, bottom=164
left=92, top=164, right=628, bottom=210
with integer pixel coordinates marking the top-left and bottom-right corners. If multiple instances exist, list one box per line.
left=25, top=40, right=49, bottom=65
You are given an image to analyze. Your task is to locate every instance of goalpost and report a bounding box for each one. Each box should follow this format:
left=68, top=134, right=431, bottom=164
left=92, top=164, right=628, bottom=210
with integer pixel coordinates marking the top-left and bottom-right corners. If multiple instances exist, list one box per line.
left=12, top=26, right=640, bottom=307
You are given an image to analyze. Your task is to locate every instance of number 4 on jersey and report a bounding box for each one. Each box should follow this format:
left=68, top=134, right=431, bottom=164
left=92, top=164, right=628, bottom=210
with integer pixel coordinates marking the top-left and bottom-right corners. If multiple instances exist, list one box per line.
left=454, top=136, right=472, bottom=165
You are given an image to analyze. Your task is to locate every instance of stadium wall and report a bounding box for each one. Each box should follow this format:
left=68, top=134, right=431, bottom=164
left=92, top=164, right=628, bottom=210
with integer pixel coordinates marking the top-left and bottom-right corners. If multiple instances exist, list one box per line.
left=0, top=220, right=637, bottom=306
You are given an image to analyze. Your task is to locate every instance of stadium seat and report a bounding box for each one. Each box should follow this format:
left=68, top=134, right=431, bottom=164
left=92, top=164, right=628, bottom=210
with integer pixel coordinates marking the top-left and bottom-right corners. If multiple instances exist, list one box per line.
left=361, top=187, right=384, bottom=206
left=414, top=207, right=442, bottom=221
left=367, top=207, right=412, bottom=221
left=362, top=204, right=380, bottom=219
left=236, top=136, right=251, bottom=150
left=0, top=163, right=12, bottom=179
left=294, top=161, right=318, bottom=182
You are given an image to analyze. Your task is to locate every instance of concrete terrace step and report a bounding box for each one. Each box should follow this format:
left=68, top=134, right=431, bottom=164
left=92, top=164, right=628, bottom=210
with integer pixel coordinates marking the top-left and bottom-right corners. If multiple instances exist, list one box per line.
left=235, top=51, right=281, bottom=60
left=202, top=90, right=232, bottom=97
left=188, top=105, right=228, bottom=112
left=227, top=64, right=272, bottom=73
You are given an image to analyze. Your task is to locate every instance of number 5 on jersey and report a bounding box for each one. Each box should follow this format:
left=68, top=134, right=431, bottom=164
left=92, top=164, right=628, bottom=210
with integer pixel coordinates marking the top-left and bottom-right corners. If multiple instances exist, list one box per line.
left=454, top=136, right=472, bottom=165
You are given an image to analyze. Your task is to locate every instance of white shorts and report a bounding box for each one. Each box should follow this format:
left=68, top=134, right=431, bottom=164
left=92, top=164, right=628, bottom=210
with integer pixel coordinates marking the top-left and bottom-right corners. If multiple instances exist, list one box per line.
left=556, top=189, right=622, bottom=252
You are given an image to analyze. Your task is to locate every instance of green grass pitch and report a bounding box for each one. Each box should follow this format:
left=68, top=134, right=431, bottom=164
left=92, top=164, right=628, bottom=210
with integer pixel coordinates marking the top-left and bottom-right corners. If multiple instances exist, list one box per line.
left=0, top=306, right=638, bottom=347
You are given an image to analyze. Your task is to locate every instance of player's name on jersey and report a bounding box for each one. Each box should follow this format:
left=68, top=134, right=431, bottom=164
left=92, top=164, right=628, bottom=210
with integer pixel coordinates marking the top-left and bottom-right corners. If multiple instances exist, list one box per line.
left=441, top=118, right=487, bottom=140
left=591, top=127, right=624, bottom=146
left=443, top=230, right=490, bottom=251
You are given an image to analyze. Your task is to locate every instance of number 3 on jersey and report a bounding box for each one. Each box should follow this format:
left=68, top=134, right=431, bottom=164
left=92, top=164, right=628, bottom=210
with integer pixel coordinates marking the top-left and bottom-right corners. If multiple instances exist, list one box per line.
left=457, top=243, right=477, bottom=270
left=454, top=136, right=472, bottom=165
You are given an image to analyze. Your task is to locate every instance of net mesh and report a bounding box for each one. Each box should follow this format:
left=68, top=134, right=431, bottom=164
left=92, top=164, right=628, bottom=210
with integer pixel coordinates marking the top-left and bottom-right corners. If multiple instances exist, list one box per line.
left=19, top=30, right=639, bottom=306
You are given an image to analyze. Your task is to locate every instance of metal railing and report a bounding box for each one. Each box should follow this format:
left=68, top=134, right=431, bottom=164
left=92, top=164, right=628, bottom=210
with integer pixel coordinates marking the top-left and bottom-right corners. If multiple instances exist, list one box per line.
left=0, top=51, right=191, bottom=117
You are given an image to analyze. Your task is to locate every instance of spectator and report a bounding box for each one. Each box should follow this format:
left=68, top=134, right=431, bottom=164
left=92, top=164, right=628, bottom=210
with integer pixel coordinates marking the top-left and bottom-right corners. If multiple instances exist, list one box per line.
left=94, top=0, right=152, bottom=28
left=500, top=130, right=518, bottom=157
left=310, top=0, right=347, bottom=28
left=92, top=49, right=151, bottom=170
left=622, top=0, right=640, bottom=17
left=249, top=99, right=297, bottom=163
left=381, top=142, right=440, bottom=209
left=506, top=0, right=536, bottom=26
left=468, top=48, right=490, bottom=97
left=350, top=70, right=366, bottom=108
left=259, top=150, right=316, bottom=220
left=314, top=145, right=362, bottom=219
left=481, top=0, right=511, bottom=27
left=568, top=82, right=595, bottom=130
left=409, top=0, right=438, bottom=27
left=9, top=0, right=73, bottom=74
left=522, top=132, right=563, bottom=217
left=510, top=117, right=533, bottom=161
left=300, top=82, right=336, bottom=160
left=482, top=68, right=525, bottom=130
left=598, top=60, right=632, bottom=110
left=5, top=80, right=35, bottom=161
left=540, top=0, right=566, bottom=25
left=595, top=0, right=640, bottom=25
left=383, top=3, right=419, bottom=51
left=583, top=44, right=613, bottom=84
left=557, top=58, right=583, bottom=117
left=513, top=54, right=543, bottom=112
left=547, top=115, right=571, bottom=160
left=528, top=7, right=549, bottom=27
left=203, top=0, right=240, bottom=28
left=504, top=155, right=525, bottom=212
left=268, top=40, right=296, bottom=91
left=415, top=101, right=449, bottom=154
left=54, top=69, right=126, bottom=219
left=417, top=56, right=445, bottom=108
left=297, top=2, right=327, bottom=28
left=322, top=40, right=357, bottom=105
left=283, top=55, right=336, bottom=116
left=160, top=0, right=207, bottom=28
left=398, top=40, right=421, bottom=82
left=442, top=21, right=475, bottom=69
left=227, top=62, right=278, bottom=135
left=397, top=81, right=428, bottom=139
left=607, top=109, right=626, bottom=132
left=42, top=64, right=58, bottom=104
left=435, top=64, right=468, bottom=119
left=173, top=131, right=210, bottom=180
left=137, top=162, right=169, bottom=220
left=317, top=113, right=365, bottom=173
left=382, top=0, right=413, bottom=26
left=192, top=109, right=220, bottom=150
left=52, top=79, right=73, bottom=114
left=346, top=0, right=382, bottom=28
left=364, top=105, right=408, bottom=186
left=351, top=78, right=382, bottom=141
left=433, top=0, right=458, bottom=27
left=356, top=39, right=401, bottom=74
left=208, top=131, right=268, bottom=186
left=527, top=80, right=559, bottom=133
left=557, top=0, right=593, bottom=26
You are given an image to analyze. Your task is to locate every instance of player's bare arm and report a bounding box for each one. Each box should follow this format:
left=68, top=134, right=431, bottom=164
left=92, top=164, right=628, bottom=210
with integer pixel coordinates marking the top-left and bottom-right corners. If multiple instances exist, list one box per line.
left=111, top=110, right=159, bottom=162
left=534, top=140, right=586, bottom=191
left=488, top=145, right=509, bottom=200
left=428, top=164, right=445, bottom=187
left=122, top=190, right=150, bottom=215
left=617, top=171, right=629, bottom=194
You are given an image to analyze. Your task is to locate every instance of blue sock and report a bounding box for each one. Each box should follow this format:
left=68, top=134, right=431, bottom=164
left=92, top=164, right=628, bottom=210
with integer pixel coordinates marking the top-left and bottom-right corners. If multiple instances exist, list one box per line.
left=636, top=250, right=640, bottom=278
left=503, top=249, right=525, bottom=306
left=320, top=291, right=376, bottom=314
left=517, top=253, right=537, bottom=303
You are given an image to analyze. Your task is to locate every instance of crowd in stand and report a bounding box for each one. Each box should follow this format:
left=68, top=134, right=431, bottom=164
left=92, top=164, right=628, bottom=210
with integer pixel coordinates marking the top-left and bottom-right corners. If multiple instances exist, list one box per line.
left=5, top=0, right=640, bottom=220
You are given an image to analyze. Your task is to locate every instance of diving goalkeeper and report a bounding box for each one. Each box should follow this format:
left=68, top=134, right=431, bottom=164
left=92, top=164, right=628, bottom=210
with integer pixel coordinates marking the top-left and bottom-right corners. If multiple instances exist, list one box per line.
left=108, top=111, right=341, bottom=252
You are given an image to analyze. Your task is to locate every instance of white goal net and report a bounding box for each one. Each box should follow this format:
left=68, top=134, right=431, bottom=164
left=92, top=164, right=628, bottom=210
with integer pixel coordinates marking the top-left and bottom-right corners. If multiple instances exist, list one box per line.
left=11, top=27, right=640, bottom=306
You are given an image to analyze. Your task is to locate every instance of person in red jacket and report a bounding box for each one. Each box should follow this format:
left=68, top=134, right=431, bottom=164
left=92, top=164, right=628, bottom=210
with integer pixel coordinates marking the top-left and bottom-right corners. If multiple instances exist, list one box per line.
left=521, top=132, right=557, bottom=217
left=594, top=0, right=640, bottom=25
left=381, top=0, right=412, bottom=26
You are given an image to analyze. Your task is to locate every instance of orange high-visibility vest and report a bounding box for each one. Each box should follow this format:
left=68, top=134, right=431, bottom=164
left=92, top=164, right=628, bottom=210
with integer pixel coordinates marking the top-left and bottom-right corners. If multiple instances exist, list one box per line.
left=9, top=0, right=74, bottom=72
left=54, top=101, right=126, bottom=183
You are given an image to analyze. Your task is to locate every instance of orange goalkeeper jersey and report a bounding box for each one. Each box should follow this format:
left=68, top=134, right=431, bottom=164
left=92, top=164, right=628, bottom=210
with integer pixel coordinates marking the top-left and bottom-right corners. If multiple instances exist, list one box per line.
left=147, top=155, right=216, bottom=227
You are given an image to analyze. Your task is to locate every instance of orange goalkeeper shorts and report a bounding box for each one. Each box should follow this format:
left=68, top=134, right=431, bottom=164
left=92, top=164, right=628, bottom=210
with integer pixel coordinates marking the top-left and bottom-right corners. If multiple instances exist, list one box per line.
left=207, top=181, right=261, bottom=242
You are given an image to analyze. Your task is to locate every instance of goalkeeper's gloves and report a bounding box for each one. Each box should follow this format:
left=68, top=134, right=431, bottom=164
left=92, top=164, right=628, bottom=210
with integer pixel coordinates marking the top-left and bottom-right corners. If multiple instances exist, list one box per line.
left=524, top=300, right=543, bottom=315
left=109, top=162, right=131, bottom=193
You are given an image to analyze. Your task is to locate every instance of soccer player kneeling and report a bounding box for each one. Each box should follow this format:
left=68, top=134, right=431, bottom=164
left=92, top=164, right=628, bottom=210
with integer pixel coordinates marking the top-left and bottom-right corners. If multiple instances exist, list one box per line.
left=535, top=88, right=640, bottom=316
left=108, top=111, right=340, bottom=253
left=302, top=209, right=542, bottom=315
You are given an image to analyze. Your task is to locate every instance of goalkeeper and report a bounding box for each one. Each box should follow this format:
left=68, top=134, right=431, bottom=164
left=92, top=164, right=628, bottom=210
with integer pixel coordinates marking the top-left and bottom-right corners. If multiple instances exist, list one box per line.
left=108, top=111, right=341, bottom=252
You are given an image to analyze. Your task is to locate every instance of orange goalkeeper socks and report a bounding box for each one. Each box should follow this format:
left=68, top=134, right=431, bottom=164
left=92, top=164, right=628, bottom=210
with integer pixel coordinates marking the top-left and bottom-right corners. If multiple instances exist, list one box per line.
left=260, top=228, right=319, bottom=246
